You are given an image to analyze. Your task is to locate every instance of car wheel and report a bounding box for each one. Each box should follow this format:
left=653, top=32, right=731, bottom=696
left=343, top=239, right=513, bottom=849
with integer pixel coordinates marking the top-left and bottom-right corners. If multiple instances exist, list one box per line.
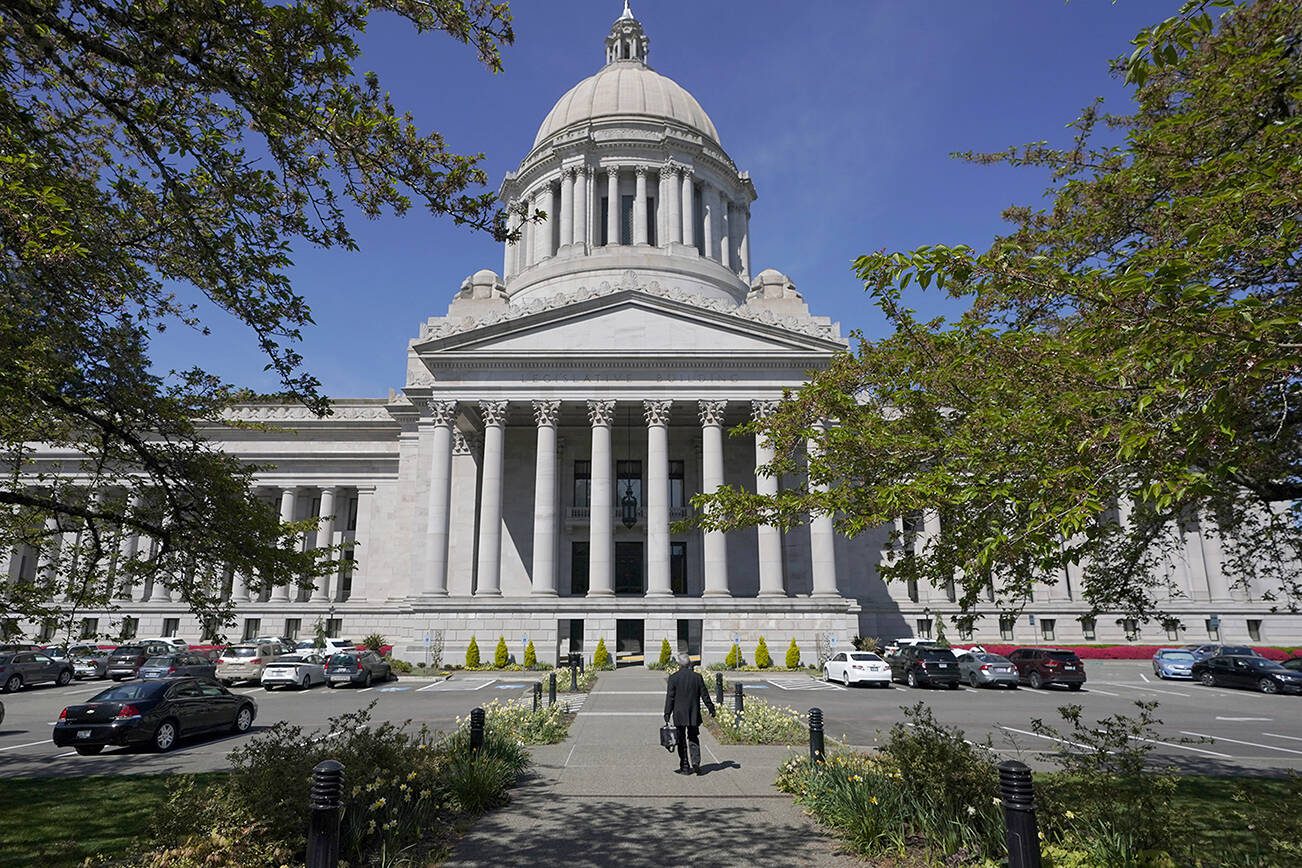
left=968, top=672, right=980, bottom=688
left=906, top=670, right=918, bottom=689
left=1067, top=683, right=1082, bottom=691
left=300, top=675, right=311, bottom=690
left=842, top=672, right=851, bottom=687
left=56, top=669, right=72, bottom=686
left=2, top=675, right=20, bottom=693
left=1259, top=678, right=1278, bottom=695
left=362, top=672, right=372, bottom=689
left=232, top=705, right=254, bottom=733
left=1201, top=672, right=1216, bottom=687
left=823, top=668, right=831, bottom=682
left=1029, top=672, right=1044, bottom=690
left=74, top=745, right=104, bottom=755
left=153, top=719, right=178, bottom=752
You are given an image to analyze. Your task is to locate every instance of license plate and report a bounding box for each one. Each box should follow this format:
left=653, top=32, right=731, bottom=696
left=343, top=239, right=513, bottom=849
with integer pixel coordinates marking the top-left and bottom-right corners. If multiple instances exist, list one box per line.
left=1064, top=665, right=1077, bottom=670
left=77, top=730, right=91, bottom=739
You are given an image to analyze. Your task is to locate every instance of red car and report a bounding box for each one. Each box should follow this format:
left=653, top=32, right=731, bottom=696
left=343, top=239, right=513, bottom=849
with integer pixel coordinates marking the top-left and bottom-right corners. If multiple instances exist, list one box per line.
left=1006, top=647, right=1086, bottom=690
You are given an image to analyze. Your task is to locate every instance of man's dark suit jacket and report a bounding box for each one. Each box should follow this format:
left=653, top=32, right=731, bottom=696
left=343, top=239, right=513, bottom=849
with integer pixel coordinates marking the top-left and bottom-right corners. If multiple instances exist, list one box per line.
left=664, top=666, right=717, bottom=726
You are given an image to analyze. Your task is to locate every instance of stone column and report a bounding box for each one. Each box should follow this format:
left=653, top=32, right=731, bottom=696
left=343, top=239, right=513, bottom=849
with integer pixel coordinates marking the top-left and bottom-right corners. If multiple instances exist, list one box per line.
left=231, top=568, right=250, bottom=604
left=605, top=167, right=619, bottom=245
left=808, top=423, right=839, bottom=597
left=36, top=515, right=61, bottom=590
left=645, top=400, right=673, bottom=596
left=271, top=487, right=298, bottom=602
left=720, top=200, right=732, bottom=271
left=533, top=185, right=552, bottom=262
left=1199, top=515, right=1233, bottom=602
left=532, top=401, right=561, bottom=596
left=656, top=170, right=667, bottom=246
left=559, top=169, right=574, bottom=248
left=423, top=400, right=457, bottom=597
left=503, top=198, right=518, bottom=279
left=475, top=401, right=508, bottom=596
left=752, top=401, right=784, bottom=596
left=703, top=185, right=719, bottom=262
left=311, top=486, right=338, bottom=602
left=344, top=488, right=374, bottom=602
left=699, top=401, right=730, bottom=596
left=573, top=168, right=589, bottom=251
left=114, top=491, right=143, bottom=601
left=681, top=169, right=695, bottom=248
left=665, top=163, right=682, bottom=246
left=738, top=206, right=751, bottom=281
left=587, top=400, right=616, bottom=596
left=633, top=166, right=649, bottom=245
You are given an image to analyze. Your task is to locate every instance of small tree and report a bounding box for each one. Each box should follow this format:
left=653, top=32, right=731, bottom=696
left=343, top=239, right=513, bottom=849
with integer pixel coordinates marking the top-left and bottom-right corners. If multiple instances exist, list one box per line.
left=363, top=633, right=386, bottom=652
left=785, top=639, right=801, bottom=669
left=657, top=638, right=672, bottom=668
left=934, top=614, right=949, bottom=648
left=524, top=640, right=537, bottom=669
left=465, top=636, right=480, bottom=669
left=593, top=637, right=612, bottom=669
left=312, top=618, right=328, bottom=651
left=494, top=636, right=509, bottom=668
left=725, top=642, right=742, bottom=669
left=755, top=637, right=773, bottom=669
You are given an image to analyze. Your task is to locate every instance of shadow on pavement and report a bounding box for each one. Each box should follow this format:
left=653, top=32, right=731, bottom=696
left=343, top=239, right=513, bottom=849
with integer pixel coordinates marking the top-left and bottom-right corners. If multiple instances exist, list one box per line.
left=697, top=760, right=741, bottom=775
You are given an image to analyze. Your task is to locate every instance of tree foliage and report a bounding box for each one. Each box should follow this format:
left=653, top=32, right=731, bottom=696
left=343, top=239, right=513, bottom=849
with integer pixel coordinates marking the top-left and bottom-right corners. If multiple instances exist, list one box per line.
left=0, top=1, right=519, bottom=638
left=696, top=0, right=1301, bottom=622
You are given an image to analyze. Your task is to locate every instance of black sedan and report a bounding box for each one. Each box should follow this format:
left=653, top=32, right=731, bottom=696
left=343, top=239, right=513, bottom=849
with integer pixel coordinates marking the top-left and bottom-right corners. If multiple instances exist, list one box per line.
left=1192, top=654, right=1302, bottom=695
left=53, top=677, right=256, bottom=754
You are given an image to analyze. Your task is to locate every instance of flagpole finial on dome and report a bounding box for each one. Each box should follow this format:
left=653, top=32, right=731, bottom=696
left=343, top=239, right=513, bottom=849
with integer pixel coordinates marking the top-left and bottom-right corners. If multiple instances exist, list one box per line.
left=606, top=1, right=649, bottom=65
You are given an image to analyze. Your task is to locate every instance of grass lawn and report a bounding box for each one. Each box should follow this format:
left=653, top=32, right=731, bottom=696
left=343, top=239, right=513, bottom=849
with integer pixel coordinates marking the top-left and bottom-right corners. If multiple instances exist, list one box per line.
left=1164, top=774, right=1299, bottom=865
left=0, top=773, right=226, bottom=868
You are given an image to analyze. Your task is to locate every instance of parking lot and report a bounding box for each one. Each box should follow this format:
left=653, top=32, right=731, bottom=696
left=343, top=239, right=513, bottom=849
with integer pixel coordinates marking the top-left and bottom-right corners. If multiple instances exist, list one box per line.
left=730, top=660, right=1302, bottom=775
left=0, top=674, right=539, bottom=778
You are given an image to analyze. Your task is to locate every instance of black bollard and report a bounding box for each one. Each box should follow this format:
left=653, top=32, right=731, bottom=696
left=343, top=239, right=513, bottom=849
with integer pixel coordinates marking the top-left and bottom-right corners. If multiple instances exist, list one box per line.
left=306, top=759, right=344, bottom=868
left=549, top=671, right=557, bottom=706
left=532, top=681, right=541, bottom=712
left=808, top=707, right=825, bottom=763
left=469, top=706, right=486, bottom=754
left=733, top=683, right=744, bottom=727
left=999, top=760, right=1042, bottom=868
left=570, top=662, right=578, bottom=691
left=715, top=672, right=724, bottom=706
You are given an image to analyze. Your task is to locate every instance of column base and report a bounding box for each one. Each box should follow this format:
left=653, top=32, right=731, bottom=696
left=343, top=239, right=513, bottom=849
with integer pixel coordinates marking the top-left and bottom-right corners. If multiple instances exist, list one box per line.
left=809, top=591, right=843, bottom=599
left=418, top=591, right=451, bottom=598
left=474, top=590, right=503, bottom=597
left=757, top=590, right=788, bottom=598
left=585, top=589, right=615, bottom=597
left=531, top=589, right=559, bottom=597
left=702, top=589, right=733, bottom=598
left=644, top=589, right=673, bottom=597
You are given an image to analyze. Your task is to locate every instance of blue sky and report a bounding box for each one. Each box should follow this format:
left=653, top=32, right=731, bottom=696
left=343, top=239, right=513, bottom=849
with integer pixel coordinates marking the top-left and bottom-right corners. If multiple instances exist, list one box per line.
left=152, top=0, right=1175, bottom=398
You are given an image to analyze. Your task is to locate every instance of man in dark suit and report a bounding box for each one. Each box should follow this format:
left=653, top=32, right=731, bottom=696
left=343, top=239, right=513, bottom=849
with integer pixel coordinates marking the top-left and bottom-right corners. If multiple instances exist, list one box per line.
left=664, top=653, right=716, bottom=775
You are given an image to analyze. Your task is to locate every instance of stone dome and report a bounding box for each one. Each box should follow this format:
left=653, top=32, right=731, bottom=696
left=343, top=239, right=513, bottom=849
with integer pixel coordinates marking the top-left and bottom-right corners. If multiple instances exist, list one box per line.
left=532, top=62, right=720, bottom=148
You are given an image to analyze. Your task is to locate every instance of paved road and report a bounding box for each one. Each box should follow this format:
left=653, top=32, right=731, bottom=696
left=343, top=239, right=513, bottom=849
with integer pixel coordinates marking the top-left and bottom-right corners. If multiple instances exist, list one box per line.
left=0, top=673, right=540, bottom=778
left=726, top=661, right=1302, bottom=775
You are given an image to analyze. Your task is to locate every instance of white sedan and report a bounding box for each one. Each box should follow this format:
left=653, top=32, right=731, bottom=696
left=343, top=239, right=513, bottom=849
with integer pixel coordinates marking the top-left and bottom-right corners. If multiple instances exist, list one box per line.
left=824, top=651, right=892, bottom=687
left=260, top=653, right=328, bottom=690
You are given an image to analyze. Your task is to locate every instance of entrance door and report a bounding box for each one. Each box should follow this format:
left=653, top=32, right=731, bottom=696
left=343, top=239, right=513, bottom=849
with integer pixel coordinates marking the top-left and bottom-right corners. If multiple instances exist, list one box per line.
left=615, top=619, right=644, bottom=667
left=614, top=541, right=644, bottom=595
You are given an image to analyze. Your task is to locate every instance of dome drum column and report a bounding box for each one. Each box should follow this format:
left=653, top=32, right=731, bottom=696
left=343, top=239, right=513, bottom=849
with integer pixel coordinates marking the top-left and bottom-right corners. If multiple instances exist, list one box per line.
left=559, top=170, right=574, bottom=250
left=664, top=163, right=683, bottom=247
left=681, top=168, right=695, bottom=249
left=573, top=167, right=590, bottom=252
left=633, top=166, right=649, bottom=246
left=605, top=167, right=619, bottom=246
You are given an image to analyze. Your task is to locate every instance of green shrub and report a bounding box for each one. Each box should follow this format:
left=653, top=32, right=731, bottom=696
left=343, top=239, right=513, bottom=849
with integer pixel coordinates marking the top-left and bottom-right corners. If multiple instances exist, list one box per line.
left=387, top=657, right=413, bottom=674
left=523, top=640, right=537, bottom=669
left=465, top=636, right=480, bottom=669
left=362, top=632, right=386, bottom=651
left=493, top=636, right=509, bottom=668
left=725, top=642, right=742, bottom=669
left=592, top=637, right=612, bottom=669
left=754, top=637, right=772, bottom=669
left=657, top=638, right=673, bottom=668
left=785, top=639, right=801, bottom=668
left=933, top=614, right=949, bottom=647
left=442, top=751, right=516, bottom=814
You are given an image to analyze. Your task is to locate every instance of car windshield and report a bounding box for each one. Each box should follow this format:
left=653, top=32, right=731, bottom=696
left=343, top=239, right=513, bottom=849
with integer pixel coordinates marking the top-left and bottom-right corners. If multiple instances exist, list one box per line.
left=329, top=654, right=357, bottom=666
left=226, top=647, right=258, bottom=658
left=91, top=682, right=167, bottom=702
left=113, top=646, right=144, bottom=656
left=143, top=656, right=176, bottom=666
left=274, top=655, right=306, bottom=663
left=978, top=654, right=1009, bottom=663
left=849, top=653, right=881, bottom=662
left=1159, top=651, right=1195, bottom=662
left=919, top=649, right=954, bottom=660
left=1048, top=651, right=1080, bottom=662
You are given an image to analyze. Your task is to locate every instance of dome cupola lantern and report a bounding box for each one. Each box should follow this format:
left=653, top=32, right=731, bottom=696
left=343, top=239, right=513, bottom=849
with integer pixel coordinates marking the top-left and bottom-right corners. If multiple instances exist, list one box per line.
left=606, top=2, right=649, bottom=65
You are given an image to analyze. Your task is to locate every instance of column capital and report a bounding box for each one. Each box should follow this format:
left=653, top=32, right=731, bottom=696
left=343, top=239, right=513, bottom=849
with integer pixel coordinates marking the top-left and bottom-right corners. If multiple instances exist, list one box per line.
left=532, top=400, right=561, bottom=427
left=606, top=166, right=620, bottom=179
left=643, top=400, right=672, bottom=427
left=587, top=399, right=616, bottom=427
left=698, top=400, right=728, bottom=427
left=479, top=400, right=509, bottom=426
left=634, top=164, right=649, bottom=177
left=427, top=400, right=458, bottom=425
left=751, top=400, right=779, bottom=422
left=680, top=165, right=695, bottom=179
left=662, top=159, right=682, bottom=176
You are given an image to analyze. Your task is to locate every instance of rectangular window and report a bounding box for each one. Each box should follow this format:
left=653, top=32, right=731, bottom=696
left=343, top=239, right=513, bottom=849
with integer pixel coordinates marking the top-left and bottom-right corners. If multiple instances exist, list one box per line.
left=616, top=460, right=642, bottom=510
left=999, top=615, right=1015, bottom=641
left=669, top=461, right=686, bottom=509
left=1080, top=616, right=1097, bottom=641
left=958, top=623, right=973, bottom=641
left=670, top=541, right=687, bottom=595
left=1205, top=618, right=1220, bottom=641
left=620, top=194, right=634, bottom=245
left=79, top=618, right=98, bottom=640
left=901, top=513, right=923, bottom=548
left=162, top=617, right=180, bottom=638
left=339, top=552, right=355, bottom=602
left=119, top=617, right=139, bottom=641
left=599, top=198, right=609, bottom=246
left=200, top=617, right=220, bottom=643
left=325, top=618, right=343, bottom=639
left=242, top=618, right=261, bottom=642
left=573, top=460, right=591, bottom=509
left=1163, top=618, right=1181, bottom=641
left=1247, top=619, right=1262, bottom=642
left=570, top=541, right=589, bottom=596
left=37, top=619, right=56, bottom=643
left=915, top=618, right=932, bottom=639
left=346, top=496, right=358, bottom=531
left=284, top=618, right=302, bottom=641
left=1040, top=618, right=1056, bottom=642
left=1122, top=618, right=1140, bottom=641
left=646, top=196, right=657, bottom=247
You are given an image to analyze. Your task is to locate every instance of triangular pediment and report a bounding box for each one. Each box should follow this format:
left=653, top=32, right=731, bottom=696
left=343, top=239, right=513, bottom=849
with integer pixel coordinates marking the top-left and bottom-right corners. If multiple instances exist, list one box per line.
left=411, top=290, right=844, bottom=359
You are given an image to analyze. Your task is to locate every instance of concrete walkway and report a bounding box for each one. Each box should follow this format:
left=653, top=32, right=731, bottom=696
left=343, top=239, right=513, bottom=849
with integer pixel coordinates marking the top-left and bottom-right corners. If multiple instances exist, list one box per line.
left=446, top=667, right=857, bottom=867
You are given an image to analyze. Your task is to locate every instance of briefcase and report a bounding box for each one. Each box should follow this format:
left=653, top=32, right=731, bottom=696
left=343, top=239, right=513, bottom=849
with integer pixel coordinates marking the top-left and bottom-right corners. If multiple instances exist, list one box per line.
left=659, top=723, right=677, bottom=751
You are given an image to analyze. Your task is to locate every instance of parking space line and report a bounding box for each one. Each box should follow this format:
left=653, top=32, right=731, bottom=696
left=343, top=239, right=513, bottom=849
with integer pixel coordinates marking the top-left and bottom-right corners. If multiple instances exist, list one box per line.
left=357, top=687, right=374, bottom=694
left=0, top=739, right=53, bottom=753
left=1262, top=732, right=1302, bottom=743
left=1117, top=733, right=1233, bottom=759
left=1140, top=673, right=1151, bottom=683
left=1180, top=731, right=1302, bottom=756
left=1100, top=681, right=1190, bottom=697
left=996, top=725, right=1110, bottom=753
left=1081, top=687, right=1121, bottom=697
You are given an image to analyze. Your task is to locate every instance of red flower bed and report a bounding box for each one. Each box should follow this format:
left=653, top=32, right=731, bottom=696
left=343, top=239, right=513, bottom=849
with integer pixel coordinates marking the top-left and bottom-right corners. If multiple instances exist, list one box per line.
left=953, top=643, right=1297, bottom=660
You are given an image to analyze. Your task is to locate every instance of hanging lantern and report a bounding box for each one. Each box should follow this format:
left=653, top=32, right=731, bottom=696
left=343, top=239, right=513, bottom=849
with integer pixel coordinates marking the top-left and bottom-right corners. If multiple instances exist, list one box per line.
left=621, top=481, right=638, bottom=529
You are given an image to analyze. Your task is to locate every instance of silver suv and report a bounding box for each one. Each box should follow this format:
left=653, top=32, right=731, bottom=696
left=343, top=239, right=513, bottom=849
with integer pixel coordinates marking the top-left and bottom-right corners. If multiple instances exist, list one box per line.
left=216, top=643, right=278, bottom=685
